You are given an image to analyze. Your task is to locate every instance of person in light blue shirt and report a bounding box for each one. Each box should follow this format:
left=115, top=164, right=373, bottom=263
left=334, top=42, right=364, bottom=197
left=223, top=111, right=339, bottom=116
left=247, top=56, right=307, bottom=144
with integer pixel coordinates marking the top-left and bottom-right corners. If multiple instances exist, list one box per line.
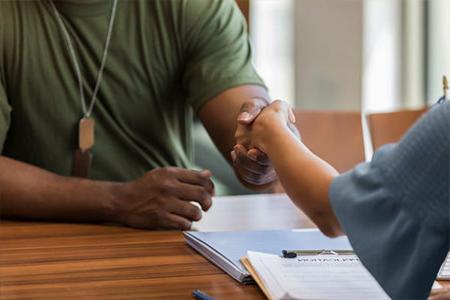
left=234, top=99, right=449, bottom=299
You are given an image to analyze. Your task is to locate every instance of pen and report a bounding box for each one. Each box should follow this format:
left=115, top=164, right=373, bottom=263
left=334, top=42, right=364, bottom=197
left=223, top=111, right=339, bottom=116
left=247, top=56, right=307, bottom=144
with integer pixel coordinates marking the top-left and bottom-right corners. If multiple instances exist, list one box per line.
left=282, top=249, right=354, bottom=258
left=192, top=289, right=214, bottom=300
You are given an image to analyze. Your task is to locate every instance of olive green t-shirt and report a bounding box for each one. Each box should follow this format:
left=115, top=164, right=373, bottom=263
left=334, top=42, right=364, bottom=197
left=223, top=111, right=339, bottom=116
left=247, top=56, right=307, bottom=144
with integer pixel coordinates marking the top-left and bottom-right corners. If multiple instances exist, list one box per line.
left=0, top=0, right=265, bottom=181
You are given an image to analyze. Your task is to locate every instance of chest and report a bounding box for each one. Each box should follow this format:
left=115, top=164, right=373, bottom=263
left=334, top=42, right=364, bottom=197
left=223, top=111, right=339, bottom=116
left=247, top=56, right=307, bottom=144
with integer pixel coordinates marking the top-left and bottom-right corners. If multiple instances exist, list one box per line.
left=2, top=2, right=187, bottom=126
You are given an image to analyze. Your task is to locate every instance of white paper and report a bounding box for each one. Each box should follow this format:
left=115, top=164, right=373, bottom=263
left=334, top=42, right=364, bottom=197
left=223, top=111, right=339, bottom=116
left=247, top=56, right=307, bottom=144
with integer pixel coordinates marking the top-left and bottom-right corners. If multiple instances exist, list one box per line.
left=247, top=251, right=390, bottom=300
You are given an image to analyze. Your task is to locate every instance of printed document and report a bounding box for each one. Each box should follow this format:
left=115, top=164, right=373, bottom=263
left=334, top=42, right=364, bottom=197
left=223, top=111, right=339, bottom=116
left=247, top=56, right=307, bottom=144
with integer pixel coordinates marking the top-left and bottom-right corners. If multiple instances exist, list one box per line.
left=246, top=251, right=390, bottom=300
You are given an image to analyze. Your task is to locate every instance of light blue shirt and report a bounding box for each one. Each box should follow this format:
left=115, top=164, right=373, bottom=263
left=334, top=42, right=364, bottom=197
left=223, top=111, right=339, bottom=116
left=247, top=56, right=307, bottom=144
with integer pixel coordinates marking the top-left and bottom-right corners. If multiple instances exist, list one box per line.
left=330, top=101, right=450, bottom=300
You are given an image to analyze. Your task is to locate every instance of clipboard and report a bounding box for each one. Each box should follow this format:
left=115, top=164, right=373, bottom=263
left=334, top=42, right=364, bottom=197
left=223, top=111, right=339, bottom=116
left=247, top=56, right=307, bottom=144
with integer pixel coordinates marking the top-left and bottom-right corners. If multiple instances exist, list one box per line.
left=241, top=250, right=390, bottom=300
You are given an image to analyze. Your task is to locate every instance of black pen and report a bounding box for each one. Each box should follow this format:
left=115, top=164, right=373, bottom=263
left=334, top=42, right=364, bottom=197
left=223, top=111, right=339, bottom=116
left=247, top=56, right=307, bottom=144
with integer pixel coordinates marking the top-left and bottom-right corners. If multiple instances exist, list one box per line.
left=192, top=289, right=214, bottom=300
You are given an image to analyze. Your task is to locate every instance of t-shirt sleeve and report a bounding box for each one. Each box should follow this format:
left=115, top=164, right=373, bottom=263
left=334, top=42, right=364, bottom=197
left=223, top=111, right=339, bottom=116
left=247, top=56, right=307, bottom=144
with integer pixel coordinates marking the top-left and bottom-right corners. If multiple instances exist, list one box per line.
left=0, top=80, right=11, bottom=153
left=329, top=101, right=450, bottom=299
left=181, top=0, right=266, bottom=113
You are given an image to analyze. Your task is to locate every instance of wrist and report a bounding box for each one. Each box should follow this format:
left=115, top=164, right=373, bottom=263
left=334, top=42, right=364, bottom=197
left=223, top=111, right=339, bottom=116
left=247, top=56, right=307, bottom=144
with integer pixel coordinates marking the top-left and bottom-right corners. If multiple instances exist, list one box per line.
left=254, top=117, right=290, bottom=153
left=95, top=180, right=125, bottom=223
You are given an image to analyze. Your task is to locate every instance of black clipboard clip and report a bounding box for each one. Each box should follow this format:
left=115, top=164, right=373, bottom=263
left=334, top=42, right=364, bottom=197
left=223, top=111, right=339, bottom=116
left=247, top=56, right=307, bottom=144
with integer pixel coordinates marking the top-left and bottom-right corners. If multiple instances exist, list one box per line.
left=282, top=249, right=354, bottom=258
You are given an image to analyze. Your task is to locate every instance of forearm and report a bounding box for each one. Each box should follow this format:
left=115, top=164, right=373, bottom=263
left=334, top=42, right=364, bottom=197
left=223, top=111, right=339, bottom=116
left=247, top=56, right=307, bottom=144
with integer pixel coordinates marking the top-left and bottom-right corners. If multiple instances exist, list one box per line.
left=198, top=85, right=276, bottom=190
left=260, top=125, right=343, bottom=236
left=0, top=156, right=118, bottom=223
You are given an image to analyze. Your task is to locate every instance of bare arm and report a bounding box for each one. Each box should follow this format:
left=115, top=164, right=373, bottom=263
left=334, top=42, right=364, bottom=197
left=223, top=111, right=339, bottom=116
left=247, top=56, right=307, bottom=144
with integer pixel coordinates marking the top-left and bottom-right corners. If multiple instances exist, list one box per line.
left=198, top=85, right=277, bottom=190
left=244, top=100, right=343, bottom=236
left=261, top=127, right=343, bottom=237
left=0, top=156, right=117, bottom=222
left=0, top=155, right=214, bottom=230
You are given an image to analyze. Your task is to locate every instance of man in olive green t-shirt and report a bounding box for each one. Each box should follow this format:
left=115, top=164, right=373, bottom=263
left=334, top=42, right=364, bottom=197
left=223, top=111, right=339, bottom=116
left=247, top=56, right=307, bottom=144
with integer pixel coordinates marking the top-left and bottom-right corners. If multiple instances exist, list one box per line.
left=0, top=0, right=277, bottom=229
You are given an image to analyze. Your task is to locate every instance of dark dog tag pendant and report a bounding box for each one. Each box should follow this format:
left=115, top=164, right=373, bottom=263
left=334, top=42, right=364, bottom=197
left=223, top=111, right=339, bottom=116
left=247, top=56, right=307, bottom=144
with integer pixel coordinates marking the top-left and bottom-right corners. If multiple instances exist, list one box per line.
left=72, top=149, right=93, bottom=178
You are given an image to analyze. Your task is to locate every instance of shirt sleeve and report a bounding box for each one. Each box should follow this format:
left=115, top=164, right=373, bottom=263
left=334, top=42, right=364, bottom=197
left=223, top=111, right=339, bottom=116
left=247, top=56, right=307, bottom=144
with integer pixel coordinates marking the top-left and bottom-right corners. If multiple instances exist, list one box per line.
left=330, top=101, right=450, bottom=300
left=0, top=80, right=11, bottom=153
left=181, top=0, right=266, bottom=113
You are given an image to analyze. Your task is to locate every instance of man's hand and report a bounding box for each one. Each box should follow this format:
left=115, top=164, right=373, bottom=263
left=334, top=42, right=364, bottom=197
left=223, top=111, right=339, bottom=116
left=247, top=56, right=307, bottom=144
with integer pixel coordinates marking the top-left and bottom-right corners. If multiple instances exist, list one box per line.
left=112, top=167, right=214, bottom=230
left=232, top=97, right=277, bottom=187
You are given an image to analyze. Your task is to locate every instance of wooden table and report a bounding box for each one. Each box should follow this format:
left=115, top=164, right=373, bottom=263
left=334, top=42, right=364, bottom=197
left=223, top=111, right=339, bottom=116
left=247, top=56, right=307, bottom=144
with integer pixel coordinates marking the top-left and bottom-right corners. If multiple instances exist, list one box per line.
left=0, top=194, right=312, bottom=300
left=3, top=194, right=448, bottom=299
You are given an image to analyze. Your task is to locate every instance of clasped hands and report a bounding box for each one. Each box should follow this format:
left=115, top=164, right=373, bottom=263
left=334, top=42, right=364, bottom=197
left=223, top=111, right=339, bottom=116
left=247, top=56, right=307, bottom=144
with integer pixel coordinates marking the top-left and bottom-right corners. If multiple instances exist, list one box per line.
left=232, top=98, right=297, bottom=188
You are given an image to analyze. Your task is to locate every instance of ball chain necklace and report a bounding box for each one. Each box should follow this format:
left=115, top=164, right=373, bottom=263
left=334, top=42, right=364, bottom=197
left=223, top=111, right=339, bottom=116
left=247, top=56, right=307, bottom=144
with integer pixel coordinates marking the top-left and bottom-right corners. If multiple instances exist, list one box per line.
left=49, top=0, right=118, bottom=177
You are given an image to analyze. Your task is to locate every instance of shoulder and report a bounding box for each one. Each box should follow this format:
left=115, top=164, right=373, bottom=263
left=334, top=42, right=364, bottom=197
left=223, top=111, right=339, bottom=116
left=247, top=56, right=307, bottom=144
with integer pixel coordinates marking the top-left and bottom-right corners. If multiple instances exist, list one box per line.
left=169, top=0, right=237, bottom=16
left=146, top=0, right=236, bottom=18
left=140, top=0, right=240, bottom=32
left=162, top=0, right=243, bottom=32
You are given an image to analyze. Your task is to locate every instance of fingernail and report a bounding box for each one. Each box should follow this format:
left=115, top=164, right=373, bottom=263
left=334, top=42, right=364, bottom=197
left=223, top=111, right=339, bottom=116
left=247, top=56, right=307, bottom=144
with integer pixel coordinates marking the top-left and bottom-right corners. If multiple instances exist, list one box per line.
left=231, top=151, right=237, bottom=161
left=201, top=169, right=212, bottom=177
left=238, top=112, right=251, bottom=121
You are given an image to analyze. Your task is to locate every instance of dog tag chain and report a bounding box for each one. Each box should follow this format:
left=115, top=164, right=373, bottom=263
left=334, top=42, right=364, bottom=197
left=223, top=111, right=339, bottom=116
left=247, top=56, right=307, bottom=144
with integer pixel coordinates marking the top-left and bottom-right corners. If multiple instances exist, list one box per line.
left=49, top=0, right=118, bottom=177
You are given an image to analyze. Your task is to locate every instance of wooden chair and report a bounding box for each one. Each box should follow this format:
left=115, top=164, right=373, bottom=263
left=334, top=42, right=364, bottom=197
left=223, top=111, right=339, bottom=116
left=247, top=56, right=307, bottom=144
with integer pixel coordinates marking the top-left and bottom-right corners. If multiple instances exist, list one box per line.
left=293, top=110, right=366, bottom=172
left=273, top=110, right=366, bottom=193
left=366, top=108, right=427, bottom=150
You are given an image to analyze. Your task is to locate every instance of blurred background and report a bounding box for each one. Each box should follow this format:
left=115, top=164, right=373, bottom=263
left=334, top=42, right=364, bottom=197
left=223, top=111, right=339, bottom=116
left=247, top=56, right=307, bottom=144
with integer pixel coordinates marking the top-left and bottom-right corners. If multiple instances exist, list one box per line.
left=251, top=0, right=448, bottom=111
left=195, top=0, right=447, bottom=195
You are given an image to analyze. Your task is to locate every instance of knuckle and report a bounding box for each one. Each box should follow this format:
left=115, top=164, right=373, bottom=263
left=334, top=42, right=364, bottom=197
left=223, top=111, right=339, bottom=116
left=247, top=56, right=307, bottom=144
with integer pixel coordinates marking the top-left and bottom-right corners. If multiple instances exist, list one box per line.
left=244, top=175, right=259, bottom=184
left=158, top=179, right=176, bottom=195
left=193, top=187, right=207, bottom=201
left=240, top=170, right=262, bottom=184
left=156, top=167, right=170, bottom=178
left=190, top=206, right=202, bottom=221
left=196, top=172, right=208, bottom=183
left=256, top=163, right=271, bottom=174
left=155, top=211, right=167, bottom=223
left=272, top=100, right=283, bottom=110
left=201, top=178, right=211, bottom=189
left=179, top=220, right=192, bottom=230
left=273, top=99, right=283, bottom=105
left=163, top=167, right=176, bottom=175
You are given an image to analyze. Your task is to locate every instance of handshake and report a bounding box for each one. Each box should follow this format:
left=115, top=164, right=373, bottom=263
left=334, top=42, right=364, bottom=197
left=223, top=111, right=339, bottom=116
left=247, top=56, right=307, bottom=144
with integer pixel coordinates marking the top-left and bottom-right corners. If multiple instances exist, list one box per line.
left=232, top=98, right=299, bottom=188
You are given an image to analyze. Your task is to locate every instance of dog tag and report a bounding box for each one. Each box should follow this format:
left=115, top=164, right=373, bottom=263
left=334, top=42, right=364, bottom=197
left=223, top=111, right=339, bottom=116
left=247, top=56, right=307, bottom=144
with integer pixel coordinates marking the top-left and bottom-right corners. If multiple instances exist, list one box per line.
left=72, top=149, right=93, bottom=178
left=79, top=117, right=95, bottom=151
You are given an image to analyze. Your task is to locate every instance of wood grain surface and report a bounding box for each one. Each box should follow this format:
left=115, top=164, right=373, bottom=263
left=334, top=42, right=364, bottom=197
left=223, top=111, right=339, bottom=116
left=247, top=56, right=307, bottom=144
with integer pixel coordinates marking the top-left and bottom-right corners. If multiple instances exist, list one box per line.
left=0, top=194, right=306, bottom=300
left=0, top=221, right=266, bottom=300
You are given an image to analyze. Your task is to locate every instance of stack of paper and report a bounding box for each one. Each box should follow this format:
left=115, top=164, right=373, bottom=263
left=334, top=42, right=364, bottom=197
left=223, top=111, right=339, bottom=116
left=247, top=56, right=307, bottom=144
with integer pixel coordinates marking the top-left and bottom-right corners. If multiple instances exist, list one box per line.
left=243, top=251, right=390, bottom=300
